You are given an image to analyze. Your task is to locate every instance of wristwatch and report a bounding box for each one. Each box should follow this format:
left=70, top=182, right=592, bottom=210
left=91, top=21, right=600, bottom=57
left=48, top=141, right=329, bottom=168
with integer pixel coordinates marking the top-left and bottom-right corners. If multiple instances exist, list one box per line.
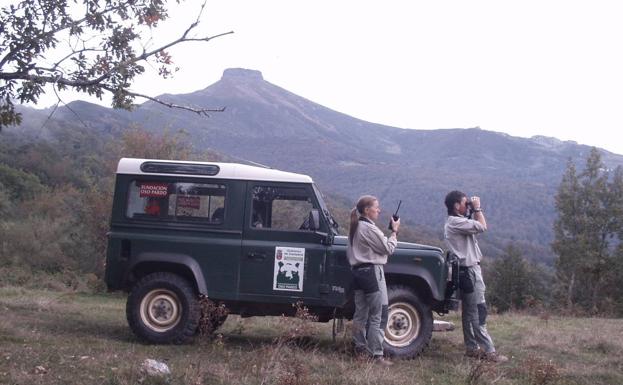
left=474, top=208, right=483, bottom=213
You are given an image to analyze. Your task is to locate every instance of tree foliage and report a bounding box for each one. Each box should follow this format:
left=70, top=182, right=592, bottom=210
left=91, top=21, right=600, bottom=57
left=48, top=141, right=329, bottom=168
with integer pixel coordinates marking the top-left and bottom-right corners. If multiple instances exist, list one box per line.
left=486, top=243, right=552, bottom=313
left=0, top=0, right=232, bottom=129
left=552, top=148, right=623, bottom=315
left=0, top=124, right=198, bottom=278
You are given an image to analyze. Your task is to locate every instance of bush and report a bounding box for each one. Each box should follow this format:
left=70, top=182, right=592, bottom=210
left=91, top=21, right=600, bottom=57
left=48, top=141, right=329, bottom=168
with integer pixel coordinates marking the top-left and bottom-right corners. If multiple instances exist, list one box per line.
left=486, top=244, right=552, bottom=312
left=0, top=185, right=87, bottom=272
left=0, top=163, right=44, bottom=201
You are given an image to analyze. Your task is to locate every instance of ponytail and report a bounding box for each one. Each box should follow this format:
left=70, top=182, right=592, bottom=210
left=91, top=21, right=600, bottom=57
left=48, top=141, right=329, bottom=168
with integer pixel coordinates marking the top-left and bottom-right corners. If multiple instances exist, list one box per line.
left=348, top=195, right=378, bottom=245
left=348, top=207, right=359, bottom=245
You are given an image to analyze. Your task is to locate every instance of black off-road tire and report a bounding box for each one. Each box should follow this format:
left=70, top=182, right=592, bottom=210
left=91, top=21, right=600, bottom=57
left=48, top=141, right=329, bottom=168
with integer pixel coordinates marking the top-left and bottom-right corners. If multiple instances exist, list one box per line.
left=383, top=285, right=433, bottom=359
left=126, top=272, right=200, bottom=344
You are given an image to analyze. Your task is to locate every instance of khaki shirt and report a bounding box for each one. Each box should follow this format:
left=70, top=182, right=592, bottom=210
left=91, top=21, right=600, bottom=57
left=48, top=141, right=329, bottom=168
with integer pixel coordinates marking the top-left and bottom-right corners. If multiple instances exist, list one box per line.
left=444, top=215, right=486, bottom=267
left=347, top=218, right=397, bottom=266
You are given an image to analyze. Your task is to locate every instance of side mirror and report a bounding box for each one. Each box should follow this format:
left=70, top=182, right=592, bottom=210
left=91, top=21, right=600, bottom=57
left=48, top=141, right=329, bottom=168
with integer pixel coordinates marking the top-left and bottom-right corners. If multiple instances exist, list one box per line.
left=309, top=209, right=320, bottom=231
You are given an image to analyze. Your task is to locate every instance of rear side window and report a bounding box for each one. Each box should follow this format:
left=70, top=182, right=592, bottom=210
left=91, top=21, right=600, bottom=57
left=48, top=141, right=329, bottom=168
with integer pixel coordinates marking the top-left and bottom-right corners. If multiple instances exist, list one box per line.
left=251, top=185, right=316, bottom=231
left=126, top=181, right=226, bottom=223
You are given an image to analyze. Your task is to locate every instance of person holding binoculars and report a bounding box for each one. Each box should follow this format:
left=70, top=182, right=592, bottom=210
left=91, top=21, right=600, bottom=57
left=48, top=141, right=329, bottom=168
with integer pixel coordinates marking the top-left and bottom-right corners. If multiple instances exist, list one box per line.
left=444, top=190, right=508, bottom=363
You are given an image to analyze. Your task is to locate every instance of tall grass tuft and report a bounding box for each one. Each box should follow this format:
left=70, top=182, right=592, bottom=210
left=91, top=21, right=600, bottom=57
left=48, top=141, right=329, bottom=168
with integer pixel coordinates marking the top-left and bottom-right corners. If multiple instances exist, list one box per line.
left=258, top=302, right=319, bottom=385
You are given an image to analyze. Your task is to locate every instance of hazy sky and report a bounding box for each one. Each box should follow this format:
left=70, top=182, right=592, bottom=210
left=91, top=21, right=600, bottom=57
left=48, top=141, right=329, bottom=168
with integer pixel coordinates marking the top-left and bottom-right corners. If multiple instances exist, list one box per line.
left=13, top=0, right=623, bottom=155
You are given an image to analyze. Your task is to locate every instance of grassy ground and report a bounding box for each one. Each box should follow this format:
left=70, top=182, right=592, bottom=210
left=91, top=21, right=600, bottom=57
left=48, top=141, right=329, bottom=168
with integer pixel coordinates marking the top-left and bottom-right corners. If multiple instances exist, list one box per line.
left=0, top=287, right=621, bottom=385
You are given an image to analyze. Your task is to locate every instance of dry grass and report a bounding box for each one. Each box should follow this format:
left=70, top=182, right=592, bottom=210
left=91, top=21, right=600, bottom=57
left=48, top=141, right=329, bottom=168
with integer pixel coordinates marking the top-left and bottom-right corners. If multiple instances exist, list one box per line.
left=0, top=286, right=622, bottom=385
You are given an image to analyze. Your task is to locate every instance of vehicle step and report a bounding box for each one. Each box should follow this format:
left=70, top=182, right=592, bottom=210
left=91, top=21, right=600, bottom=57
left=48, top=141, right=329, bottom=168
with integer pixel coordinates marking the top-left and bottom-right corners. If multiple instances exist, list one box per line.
left=433, top=320, right=455, bottom=332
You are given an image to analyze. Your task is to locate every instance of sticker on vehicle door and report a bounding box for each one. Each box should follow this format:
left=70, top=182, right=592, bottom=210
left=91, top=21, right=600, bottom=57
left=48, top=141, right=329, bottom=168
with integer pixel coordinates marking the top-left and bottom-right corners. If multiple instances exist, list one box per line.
left=273, top=247, right=305, bottom=292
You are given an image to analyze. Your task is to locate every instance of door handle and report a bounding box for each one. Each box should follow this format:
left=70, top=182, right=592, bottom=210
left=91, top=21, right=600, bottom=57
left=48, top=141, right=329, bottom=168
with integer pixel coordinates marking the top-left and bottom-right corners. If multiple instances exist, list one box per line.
left=248, top=252, right=266, bottom=261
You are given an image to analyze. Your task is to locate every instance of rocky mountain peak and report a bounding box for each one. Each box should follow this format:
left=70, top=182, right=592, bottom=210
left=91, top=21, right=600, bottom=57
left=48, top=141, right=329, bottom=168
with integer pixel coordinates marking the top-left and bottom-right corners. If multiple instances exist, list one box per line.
left=221, top=68, right=264, bottom=81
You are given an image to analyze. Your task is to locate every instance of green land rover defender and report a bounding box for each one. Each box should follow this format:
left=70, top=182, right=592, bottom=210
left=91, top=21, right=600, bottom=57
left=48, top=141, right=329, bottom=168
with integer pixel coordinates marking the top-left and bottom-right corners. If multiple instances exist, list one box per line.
left=104, top=158, right=459, bottom=358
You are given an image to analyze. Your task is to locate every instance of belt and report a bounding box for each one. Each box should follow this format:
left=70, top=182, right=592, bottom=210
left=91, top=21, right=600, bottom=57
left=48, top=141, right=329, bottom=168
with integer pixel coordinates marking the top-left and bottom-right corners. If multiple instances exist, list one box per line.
left=352, top=263, right=374, bottom=270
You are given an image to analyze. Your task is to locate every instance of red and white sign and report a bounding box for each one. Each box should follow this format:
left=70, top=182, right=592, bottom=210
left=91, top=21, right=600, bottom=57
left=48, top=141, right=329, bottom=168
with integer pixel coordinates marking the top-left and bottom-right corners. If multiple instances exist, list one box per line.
left=139, top=183, right=169, bottom=198
left=177, top=196, right=201, bottom=209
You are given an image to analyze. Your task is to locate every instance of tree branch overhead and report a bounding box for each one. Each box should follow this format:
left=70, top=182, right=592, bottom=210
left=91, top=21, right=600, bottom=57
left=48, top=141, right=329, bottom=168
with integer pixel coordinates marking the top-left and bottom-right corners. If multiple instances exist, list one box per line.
left=0, top=0, right=233, bottom=129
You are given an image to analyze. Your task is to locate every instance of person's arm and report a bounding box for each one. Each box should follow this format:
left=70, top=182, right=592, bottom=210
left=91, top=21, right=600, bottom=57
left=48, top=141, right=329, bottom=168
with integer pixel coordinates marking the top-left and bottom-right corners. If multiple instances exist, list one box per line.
left=470, top=196, right=487, bottom=230
left=361, top=222, right=398, bottom=256
left=472, top=210, right=487, bottom=230
left=448, top=216, right=486, bottom=235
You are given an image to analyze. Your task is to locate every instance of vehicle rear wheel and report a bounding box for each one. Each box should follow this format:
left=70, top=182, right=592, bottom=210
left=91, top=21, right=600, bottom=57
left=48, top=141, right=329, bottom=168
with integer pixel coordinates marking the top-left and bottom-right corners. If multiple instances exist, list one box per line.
left=383, top=285, right=433, bottom=359
left=127, top=272, right=200, bottom=344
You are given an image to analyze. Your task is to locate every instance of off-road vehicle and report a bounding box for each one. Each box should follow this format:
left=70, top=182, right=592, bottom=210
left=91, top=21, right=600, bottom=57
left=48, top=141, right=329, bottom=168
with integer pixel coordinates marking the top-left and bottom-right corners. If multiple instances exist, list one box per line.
left=105, top=158, right=458, bottom=358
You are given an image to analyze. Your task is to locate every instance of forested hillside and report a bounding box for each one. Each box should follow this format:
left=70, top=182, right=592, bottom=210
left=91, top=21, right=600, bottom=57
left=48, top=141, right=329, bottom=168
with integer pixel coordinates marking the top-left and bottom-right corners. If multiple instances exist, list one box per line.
left=10, top=68, right=623, bottom=264
left=4, top=70, right=623, bottom=317
left=4, top=119, right=623, bottom=315
left=0, top=125, right=210, bottom=282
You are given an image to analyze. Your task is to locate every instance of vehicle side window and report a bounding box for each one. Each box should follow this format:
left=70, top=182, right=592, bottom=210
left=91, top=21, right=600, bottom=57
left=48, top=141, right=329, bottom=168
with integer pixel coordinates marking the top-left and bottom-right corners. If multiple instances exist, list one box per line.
left=126, top=180, right=226, bottom=223
left=251, top=186, right=316, bottom=231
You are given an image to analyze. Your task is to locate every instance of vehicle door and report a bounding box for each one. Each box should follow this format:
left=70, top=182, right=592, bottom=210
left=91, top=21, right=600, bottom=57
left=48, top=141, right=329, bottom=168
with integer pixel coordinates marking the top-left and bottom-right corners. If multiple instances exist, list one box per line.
left=322, top=239, right=353, bottom=308
left=239, top=182, right=328, bottom=304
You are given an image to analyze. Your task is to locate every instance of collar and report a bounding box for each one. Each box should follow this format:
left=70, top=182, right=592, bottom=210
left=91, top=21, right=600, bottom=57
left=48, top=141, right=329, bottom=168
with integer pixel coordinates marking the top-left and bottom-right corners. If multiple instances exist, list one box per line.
left=358, top=216, right=374, bottom=224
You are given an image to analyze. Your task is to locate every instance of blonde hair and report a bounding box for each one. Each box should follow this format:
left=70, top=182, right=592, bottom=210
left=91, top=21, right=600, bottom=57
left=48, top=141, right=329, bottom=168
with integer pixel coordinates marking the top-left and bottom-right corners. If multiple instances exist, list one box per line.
left=348, top=195, right=378, bottom=245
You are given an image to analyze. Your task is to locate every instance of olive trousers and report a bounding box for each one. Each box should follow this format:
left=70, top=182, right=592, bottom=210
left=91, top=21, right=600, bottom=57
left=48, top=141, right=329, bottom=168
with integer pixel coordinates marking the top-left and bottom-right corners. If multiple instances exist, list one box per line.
left=460, top=264, right=496, bottom=353
left=352, top=265, right=388, bottom=357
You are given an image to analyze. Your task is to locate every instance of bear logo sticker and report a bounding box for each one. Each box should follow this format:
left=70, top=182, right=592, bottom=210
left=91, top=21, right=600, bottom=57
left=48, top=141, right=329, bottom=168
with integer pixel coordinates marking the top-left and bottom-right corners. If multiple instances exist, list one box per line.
left=273, top=247, right=305, bottom=292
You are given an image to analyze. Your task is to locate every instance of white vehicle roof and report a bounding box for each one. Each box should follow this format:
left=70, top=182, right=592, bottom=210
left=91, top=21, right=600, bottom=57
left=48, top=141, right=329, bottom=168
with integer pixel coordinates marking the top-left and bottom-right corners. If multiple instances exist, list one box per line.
left=116, top=158, right=314, bottom=183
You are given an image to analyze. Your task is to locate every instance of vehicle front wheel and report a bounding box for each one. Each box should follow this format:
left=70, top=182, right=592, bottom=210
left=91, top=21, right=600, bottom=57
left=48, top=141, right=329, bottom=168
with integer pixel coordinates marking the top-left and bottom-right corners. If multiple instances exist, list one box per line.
left=383, top=285, right=433, bottom=359
left=127, top=272, right=200, bottom=344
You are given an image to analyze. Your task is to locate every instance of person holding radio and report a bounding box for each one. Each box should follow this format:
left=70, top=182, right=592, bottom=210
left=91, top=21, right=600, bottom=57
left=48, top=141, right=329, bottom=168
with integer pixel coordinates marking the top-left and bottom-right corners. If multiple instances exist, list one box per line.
left=444, top=190, right=508, bottom=363
left=347, top=195, right=400, bottom=365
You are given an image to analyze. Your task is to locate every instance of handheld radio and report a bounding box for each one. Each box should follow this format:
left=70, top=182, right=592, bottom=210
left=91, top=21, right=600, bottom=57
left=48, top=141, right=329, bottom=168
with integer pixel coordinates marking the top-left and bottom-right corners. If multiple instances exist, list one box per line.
left=388, top=200, right=402, bottom=231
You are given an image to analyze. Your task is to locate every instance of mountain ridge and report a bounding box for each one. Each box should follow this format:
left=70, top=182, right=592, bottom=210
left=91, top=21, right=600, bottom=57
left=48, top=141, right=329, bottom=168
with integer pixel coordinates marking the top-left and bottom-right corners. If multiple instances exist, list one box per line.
left=10, top=68, right=623, bottom=263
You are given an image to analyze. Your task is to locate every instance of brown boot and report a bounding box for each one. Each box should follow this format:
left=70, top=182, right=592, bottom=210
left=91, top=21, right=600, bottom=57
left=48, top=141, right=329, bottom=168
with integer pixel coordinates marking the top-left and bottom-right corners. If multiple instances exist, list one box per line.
left=465, top=348, right=484, bottom=359
left=372, top=356, right=394, bottom=366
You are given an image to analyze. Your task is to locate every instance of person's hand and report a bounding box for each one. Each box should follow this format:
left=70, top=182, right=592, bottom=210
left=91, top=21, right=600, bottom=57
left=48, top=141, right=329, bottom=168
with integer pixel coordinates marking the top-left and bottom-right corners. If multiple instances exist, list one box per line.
left=390, top=217, right=401, bottom=233
left=470, top=196, right=481, bottom=209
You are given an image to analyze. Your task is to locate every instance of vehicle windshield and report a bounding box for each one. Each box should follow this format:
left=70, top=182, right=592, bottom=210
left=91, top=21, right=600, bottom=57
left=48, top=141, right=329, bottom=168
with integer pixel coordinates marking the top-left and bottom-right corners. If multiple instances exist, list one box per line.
left=312, top=184, right=339, bottom=235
